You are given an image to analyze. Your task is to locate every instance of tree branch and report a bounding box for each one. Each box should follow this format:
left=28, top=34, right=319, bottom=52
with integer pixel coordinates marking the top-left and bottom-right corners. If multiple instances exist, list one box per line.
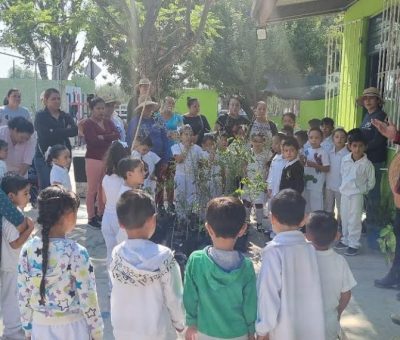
left=93, top=0, right=130, bottom=36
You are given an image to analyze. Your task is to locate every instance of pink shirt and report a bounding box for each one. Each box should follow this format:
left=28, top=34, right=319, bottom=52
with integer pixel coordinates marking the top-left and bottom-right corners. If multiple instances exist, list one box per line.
left=0, top=126, right=36, bottom=177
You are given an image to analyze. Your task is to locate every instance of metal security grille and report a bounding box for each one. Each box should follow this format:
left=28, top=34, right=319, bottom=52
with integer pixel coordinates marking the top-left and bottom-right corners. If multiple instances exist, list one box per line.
left=377, top=0, right=400, bottom=132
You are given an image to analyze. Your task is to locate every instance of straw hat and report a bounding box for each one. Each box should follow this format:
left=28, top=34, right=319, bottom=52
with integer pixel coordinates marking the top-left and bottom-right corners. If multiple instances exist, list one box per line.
left=356, top=87, right=384, bottom=106
left=389, top=152, right=400, bottom=208
left=102, top=93, right=121, bottom=105
left=134, top=97, right=159, bottom=112
left=138, top=78, right=151, bottom=86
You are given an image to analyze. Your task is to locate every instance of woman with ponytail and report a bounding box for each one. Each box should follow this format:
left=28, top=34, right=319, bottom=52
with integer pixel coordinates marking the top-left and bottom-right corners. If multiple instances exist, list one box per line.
left=17, top=185, right=103, bottom=340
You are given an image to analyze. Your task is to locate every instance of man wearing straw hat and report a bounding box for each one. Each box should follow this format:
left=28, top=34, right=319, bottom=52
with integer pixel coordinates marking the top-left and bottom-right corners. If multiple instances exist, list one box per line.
left=103, top=93, right=126, bottom=142
left=357, top=87, right=387, bottom=232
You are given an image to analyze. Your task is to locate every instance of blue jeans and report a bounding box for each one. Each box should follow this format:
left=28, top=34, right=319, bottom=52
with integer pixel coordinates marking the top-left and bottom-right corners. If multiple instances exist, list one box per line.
left=34, top=155, right=51, bottom=191
left=365, top=161, right=385, bottom=227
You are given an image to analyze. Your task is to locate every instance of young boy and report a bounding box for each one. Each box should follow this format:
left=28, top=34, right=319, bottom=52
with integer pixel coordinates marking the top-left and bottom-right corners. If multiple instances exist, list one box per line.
left=256, top=189, right=325, bottom=340
left=336, top=129, right=375, bottom=256
left=267, top=133, right=287, bottom=199
left=282, top=112, right=296, bottom=130
left=132, top=136, right=161, bottom=198
left=304, top=127, right=330, bottom=212
left=111, top=189, right=185, bottom=339
left=306, top=211, right=356, bottom=340
left=184, top=197, right=257, bottom=340
left=279, top=136, right=304, bottom=194
left=1, top=175, right=34, bottom=340
left=320, top=117, right=335, bottom=152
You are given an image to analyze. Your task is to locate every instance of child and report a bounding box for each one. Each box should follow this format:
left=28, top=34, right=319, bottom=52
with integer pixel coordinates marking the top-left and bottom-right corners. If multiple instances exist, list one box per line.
left=217, top=131, right=229, bottom=152
left=201, top=133, right=222, bottom=199
left=256, top=189, right=325, bottom=340
left=1, top=175, right=34, bottom=340
left=18, top=186, right=103, bottom=339
left=325, top=128, right=349, bottom=215
left=282, top=112, right=296, bottom=130
left=101, top=141, right=130, bottom=284
left=243, top=133, right=271, bottom=231
left=0, top=139, right=8, bottom=179
left=279, top=136, right=304, bottom=194
left=320, top=117, right=335, bottom=152
left=267, top=133, right=287, bottom=200
left=184, top=197, right=257, bottom=340
left=110, top=190, right=185, bottom=339
left=171, top=125, right=204, bottom=218
left=116, top=157, right=146, bottom=243
left=48, top=144, right=72, bottom=191
left=306, top=211, right=356, bottom=340
left=294, top=130, right=308, bottom=159
left=336, top=129, right=375, bottom=256
left=308, top=118, right=322, bottom=129
left=304, top=127, right=330, bottom=212
left=131, top=136, right=161, bottom=198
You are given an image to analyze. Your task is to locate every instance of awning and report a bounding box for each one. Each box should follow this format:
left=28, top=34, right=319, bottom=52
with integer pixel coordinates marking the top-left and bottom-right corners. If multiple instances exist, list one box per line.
left=252, top=0, right=357, bottom=26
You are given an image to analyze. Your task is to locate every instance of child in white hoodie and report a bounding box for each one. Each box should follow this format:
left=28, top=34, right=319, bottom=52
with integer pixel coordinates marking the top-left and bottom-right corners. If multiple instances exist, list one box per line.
left=110, top=189, right=185, bottom=340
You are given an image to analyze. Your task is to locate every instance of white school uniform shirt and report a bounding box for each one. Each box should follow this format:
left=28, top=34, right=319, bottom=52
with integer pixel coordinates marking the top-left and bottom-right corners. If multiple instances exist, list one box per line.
left=316, top=249, right=356, bottom=340
left=50, top=164, right=72, bottom=191
left=339, top=153, right=375, bottom=196
left=1, top=216, right=21, bottom=272
left=131, top=150, right=161, bottom=195
left=102, top=174, right=124, bottom=215
left=110, top=239, right=185, bottom=340
left=0, top=159, right=7, bottom=179
left=326, top=147, right=349, bottom=192
left=266, top=154, right=286, bottom=197
left=256, top=230, right=325, bottom=340
left=171, top=143, right=204, bottom=176
left=321, top=135, right=334, bottom=153
left=304, top=146, right=330, bottom=191
left=116, top=183, right=133, bottom=243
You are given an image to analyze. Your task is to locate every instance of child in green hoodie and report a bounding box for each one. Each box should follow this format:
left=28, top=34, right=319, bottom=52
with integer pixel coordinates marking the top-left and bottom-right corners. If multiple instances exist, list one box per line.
left=183, top=197, right=257, bottom=340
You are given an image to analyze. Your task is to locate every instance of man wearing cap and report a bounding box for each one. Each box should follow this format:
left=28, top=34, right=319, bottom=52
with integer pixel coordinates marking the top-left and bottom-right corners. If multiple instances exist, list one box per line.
left=357, top=87, right=387, bottom=230
left=104, top=94, right=126, bottom=142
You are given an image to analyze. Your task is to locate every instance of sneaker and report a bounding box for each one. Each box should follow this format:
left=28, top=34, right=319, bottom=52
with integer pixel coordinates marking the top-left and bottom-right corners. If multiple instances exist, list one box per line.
left=334, top=242, right=348, bottom=250
left=374, top=269, right=400, bottom=289
left=96, top=215, right=103, bottom=222
left=391, top=313, right=400, bottom=326
left=344, top=247, right=359, bottom=256
left=88, top=218, right=101, bottom=229
left=256, top=223, right=264, bottom=232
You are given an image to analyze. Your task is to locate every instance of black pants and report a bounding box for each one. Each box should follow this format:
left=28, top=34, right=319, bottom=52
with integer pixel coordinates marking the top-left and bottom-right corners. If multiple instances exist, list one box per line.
left=393, top=209, right=400, bottom=269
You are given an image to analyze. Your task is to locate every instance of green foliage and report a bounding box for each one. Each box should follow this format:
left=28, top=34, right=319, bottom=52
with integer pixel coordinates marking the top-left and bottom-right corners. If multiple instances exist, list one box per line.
left=7, top=66, right=35, bottom=79
left=0, top=0, right=93, bottom=80
left=378, top=224, right=396, bottom=264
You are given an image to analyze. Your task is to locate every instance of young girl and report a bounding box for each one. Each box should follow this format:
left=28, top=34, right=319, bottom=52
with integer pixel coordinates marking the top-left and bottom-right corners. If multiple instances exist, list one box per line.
left=131, top=136, right=161, bottom=198
left=48, top=144, right=72, bottom=191
left=116, top=157, right=146, bottom=242
left=18, top=186, right=103, bottom=339
left=243, top=133, right=271, bottom=231
left=304, top=127, right=330, bottom=212
left=101, top=141, right=130, bottom=285
left=171, top=125, right=204, bottom=219
left=201, top=133, right=223, bottom=200
left=325, top=128, right=349, bottom=216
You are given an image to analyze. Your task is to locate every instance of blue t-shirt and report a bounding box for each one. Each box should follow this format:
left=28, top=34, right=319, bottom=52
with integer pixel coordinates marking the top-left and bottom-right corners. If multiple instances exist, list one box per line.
left=0, top=106, right=31, bottom=125
left=154, top=112, right=183, bottom=148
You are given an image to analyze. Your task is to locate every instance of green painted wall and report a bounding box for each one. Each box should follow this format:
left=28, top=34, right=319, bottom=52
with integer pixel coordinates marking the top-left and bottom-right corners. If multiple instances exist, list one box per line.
left=0, top=78, right=95, bottom=114
left=175, top=89, right=219, bottom=129
left=337, top=0, right=384, bottom=131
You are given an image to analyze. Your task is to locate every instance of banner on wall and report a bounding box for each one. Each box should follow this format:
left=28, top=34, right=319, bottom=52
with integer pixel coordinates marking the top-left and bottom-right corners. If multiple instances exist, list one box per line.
left=65, top=86, right=86, bottom=120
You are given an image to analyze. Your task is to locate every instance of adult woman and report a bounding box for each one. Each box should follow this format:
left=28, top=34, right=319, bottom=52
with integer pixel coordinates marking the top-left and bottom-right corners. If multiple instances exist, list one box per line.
left=83, top=97, right=120, bottom=228
left=155, top=96, right=183, bottom=210
left=183, top=97, right=211, bottom=145
left=215, top=95, right=250, bottom=139
left=126, top=78, right=153, bottom=124
left=249, top=100, right=278, bottom=149
left=0, top=89, right=31, bottom=125
left=34, top=88, right=78, bottom=190
left=357, top=87, right=388, bottom=229
left=0, top=117, right=35, bottom=177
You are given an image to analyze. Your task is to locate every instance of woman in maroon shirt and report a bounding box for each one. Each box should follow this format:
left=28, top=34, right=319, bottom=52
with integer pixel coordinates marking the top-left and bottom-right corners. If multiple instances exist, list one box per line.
left=83, top=97, right=120, bottom=228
